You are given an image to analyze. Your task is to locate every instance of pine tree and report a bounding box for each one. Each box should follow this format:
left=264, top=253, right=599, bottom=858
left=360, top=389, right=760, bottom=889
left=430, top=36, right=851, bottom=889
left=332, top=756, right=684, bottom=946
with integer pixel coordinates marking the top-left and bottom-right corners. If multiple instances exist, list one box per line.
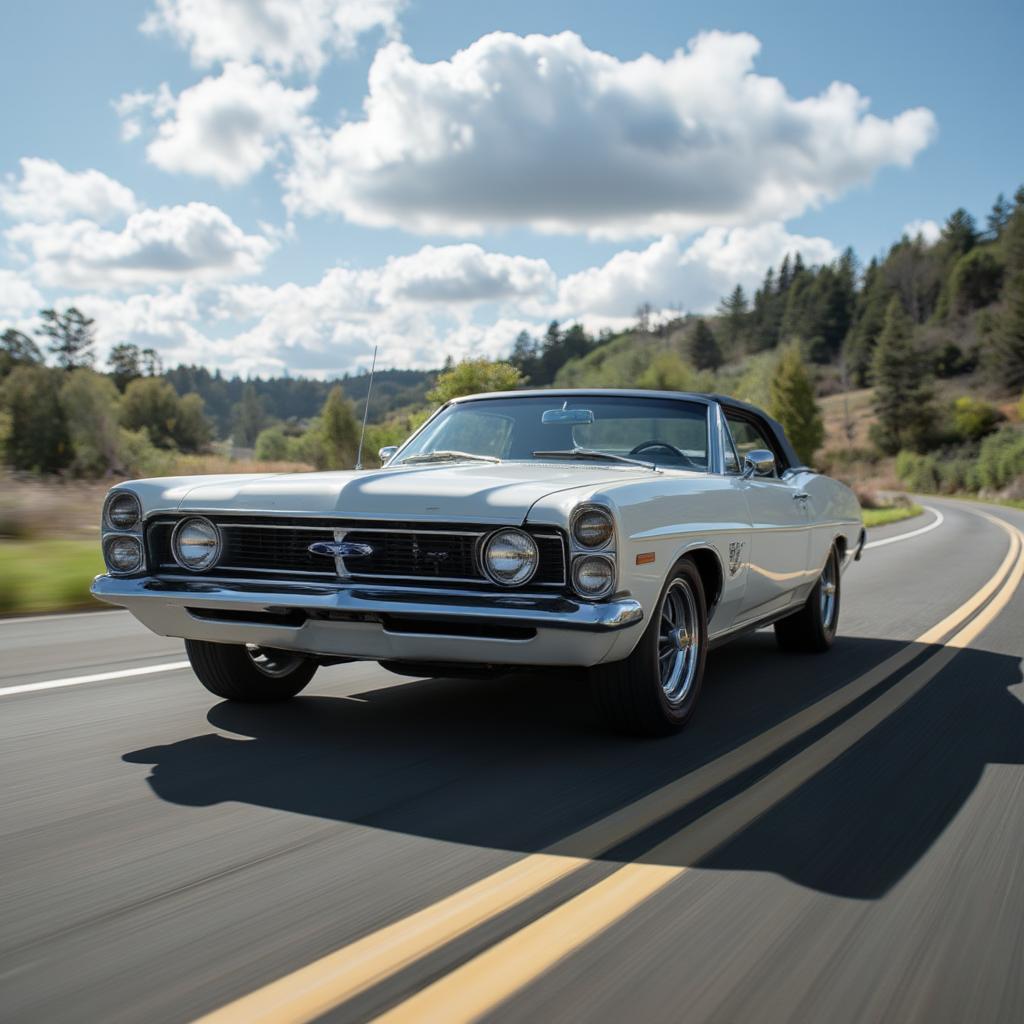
left=231, top=383, right=266, bottom=447
left=843, top=259, right=889, bottom=385
left=870, top=297, right=935, bottom=453
left=940, top=208, right=979, bottom=258
left=36, top=307, right=95, bottom=370
left=107, top=343, right=143, bottom=391
left=770, top=343, right=824, bottom=464
left=716, top=284, right=749, bottom=354
left=1, top=328, right=42, bottom=377
left=991, top=272, right=1024, bottom=393
left=777, top=254, right=792, bottom=293
left=987, top=193, right=1012, bottom=238
left=1003, top=204, right=1024, bottom=277
left=689, top=318, right=722, bottom=370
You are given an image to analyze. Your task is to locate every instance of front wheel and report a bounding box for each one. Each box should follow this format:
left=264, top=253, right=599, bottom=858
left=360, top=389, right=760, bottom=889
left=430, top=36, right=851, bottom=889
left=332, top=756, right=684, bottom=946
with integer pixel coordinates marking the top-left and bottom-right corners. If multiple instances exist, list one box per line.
left=185, top=640, right=317, bottom=701
left=589, top=558, right=708, bottom=736
left=774, top=546, right=841, bottom=652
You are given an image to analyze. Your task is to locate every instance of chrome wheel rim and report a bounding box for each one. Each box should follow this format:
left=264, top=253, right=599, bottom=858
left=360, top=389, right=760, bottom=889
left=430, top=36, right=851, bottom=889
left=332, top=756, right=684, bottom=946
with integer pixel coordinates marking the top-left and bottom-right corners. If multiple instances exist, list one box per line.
left=658, top=580, right=700, bottom=705
left=246, top=645, right=304, bottom=678
left=819, top=556, right=837, bottom=629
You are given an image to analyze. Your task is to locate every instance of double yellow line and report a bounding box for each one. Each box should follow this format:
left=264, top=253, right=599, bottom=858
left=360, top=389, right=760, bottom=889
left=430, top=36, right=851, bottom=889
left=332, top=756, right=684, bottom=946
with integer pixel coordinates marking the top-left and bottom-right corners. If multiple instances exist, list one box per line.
left=195, top=509, right=1024, bottom=1024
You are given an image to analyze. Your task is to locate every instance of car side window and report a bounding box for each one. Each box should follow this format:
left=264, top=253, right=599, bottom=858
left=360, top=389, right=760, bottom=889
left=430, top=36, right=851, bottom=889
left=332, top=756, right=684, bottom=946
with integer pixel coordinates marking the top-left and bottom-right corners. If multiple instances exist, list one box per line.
left=725, top=415, right=778, bottom=477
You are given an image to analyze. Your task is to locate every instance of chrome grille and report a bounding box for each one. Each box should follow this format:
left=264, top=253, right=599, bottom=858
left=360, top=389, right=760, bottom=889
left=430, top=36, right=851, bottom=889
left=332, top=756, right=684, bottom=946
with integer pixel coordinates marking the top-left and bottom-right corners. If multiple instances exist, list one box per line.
left=149, top=517, right=567, bottom=588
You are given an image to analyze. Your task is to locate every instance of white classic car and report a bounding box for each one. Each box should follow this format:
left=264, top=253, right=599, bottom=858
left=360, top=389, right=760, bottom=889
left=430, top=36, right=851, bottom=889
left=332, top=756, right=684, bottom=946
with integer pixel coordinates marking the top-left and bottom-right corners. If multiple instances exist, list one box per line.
left=92, top=389, right=864, bottom=735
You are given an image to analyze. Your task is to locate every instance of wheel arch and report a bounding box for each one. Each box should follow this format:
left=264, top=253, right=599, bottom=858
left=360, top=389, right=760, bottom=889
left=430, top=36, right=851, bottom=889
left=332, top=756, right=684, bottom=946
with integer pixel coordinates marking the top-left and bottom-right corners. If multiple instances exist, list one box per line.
left=675, top=544, right=724, bottom=614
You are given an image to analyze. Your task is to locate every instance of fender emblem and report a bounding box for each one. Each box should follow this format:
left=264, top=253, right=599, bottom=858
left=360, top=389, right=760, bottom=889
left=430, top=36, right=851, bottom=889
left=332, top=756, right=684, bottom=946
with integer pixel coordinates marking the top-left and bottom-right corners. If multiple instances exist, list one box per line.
left=308, top=541, right=374, bottom=559
left=728, top=541, right=744, bottom=576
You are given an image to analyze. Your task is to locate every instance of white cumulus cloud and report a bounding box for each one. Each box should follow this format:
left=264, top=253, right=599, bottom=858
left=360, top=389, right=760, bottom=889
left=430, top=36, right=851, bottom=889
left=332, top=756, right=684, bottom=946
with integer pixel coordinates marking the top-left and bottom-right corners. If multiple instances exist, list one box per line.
left=0, top=269, right=44, bottom=318
left=557, top=224, right=838, bottom=317
left=0, top=158, right=138, bottom=224
left=137, top=63, right=317, bottom=185
left=284, top=30, right=936, bottom=238
left=141, top=0, right=405, bottom=77
left=7, top=202, right=275, bottom=290
left=377, top=245, right=554, bottom=305
left=902, top=218, right=941, bottom=244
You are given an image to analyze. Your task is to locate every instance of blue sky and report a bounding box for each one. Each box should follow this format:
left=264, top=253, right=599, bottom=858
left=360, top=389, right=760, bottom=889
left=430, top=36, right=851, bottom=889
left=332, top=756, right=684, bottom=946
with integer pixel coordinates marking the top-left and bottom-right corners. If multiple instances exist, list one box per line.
left=0, top=0, right=1020, bottom=376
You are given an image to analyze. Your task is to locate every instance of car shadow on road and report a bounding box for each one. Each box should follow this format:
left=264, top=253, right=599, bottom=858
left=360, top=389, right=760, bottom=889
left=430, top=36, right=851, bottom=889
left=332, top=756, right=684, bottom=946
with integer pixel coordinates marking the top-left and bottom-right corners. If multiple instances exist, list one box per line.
left=123, top=633, right=1024, bottom=900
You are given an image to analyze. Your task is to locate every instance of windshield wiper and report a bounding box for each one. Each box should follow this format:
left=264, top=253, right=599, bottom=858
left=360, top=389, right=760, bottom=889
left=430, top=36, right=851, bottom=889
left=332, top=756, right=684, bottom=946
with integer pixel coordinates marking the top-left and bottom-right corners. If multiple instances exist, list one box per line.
left=531, top=447, right=657, bottom=470
left=401, top=450, right=501, bottom=465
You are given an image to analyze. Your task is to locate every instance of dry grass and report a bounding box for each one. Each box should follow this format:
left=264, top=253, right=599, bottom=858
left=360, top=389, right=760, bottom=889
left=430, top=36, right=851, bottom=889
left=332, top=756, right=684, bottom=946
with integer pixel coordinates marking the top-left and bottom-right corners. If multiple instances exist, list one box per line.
left=0, top=457, right=312, bottom=541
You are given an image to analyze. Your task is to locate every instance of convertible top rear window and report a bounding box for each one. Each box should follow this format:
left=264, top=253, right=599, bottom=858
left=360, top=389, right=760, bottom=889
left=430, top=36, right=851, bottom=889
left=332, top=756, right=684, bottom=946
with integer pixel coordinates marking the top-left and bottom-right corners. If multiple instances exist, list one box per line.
left=395, top=395, right=710, bottom=470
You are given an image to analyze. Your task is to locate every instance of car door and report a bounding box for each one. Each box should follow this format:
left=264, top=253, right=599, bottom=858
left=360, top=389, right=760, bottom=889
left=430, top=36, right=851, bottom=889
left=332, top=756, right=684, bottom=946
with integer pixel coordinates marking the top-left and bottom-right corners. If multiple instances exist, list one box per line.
left=724, top=413, right=812, bottom=620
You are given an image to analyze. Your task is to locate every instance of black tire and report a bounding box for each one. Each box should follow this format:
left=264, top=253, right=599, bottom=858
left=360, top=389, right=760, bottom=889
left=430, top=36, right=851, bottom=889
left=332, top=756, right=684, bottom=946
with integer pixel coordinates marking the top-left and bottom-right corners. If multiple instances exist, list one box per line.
left=774, top=545, right=841, bottom=653
left=589, top=558, right=708, bottom=737
left=185, top=639, right=317, bottom=701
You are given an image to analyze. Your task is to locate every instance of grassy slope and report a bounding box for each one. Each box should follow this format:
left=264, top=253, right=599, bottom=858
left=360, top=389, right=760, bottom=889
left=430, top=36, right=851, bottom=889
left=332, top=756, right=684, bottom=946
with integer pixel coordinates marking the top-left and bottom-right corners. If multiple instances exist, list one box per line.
left=861, top=504, right=924, bottom=528
left=0, top=541, right=105, bottom=615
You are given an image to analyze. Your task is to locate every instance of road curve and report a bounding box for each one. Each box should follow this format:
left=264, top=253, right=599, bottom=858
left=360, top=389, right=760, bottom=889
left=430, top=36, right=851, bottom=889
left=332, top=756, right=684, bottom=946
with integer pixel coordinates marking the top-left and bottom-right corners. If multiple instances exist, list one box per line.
left=2, top=496, right=1023, bottom=1024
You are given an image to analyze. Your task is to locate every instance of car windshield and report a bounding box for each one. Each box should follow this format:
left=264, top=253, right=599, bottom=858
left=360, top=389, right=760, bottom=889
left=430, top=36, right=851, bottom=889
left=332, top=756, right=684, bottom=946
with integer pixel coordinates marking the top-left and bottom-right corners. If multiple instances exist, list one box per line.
left=392, top=395, right=710, bottom=470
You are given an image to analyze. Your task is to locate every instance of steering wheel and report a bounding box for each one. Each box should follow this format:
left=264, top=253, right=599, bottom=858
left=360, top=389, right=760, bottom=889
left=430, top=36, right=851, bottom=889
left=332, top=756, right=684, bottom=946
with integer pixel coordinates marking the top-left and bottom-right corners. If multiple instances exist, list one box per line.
left=628, top=440, right=700, bottom=467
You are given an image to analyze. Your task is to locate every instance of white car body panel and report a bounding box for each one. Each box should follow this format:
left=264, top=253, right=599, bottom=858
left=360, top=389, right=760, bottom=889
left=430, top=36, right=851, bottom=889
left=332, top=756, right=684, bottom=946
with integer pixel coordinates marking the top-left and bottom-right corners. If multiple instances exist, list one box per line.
left=91, top=390, right=863, bottom=670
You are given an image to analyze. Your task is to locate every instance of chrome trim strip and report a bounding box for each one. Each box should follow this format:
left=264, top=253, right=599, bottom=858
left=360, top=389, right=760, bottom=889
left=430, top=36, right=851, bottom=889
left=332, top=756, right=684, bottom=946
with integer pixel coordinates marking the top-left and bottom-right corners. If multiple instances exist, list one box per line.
left=91, top=575, right=644, bottom=633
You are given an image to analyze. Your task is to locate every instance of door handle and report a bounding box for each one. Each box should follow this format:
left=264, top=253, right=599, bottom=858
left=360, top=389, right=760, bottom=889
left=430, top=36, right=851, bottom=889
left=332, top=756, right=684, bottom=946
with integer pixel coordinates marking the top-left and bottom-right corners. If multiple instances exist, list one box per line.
left=793, top=492, right=809, bottom=501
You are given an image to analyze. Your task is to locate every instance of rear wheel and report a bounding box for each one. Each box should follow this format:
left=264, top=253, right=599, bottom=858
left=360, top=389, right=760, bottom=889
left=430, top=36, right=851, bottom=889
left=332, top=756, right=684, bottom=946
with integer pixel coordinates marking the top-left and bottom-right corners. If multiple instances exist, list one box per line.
left=185, top=640, right=317, bottom=701
left=774, top=546, right=840, bottom=652
left=589, top=558, right=708, bottom=736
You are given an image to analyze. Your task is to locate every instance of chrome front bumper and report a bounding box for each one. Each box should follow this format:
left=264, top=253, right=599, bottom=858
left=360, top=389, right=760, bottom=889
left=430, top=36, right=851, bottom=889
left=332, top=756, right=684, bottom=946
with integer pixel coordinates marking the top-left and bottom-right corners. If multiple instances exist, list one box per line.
left=90, top=575, right=645, bottom=667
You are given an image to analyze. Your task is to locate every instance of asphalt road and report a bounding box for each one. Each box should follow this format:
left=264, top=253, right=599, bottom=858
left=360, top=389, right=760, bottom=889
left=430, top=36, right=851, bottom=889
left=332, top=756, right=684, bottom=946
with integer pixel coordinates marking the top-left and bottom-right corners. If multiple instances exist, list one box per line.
left=2, top=496, right=1023, bottom=1024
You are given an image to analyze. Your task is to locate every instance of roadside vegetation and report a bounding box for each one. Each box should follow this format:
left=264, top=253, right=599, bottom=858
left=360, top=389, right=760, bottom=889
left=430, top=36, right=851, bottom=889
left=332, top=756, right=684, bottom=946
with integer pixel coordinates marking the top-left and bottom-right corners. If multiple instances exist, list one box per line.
left=861, top=504, right=924, bottom=528
left=2, top=186, right=1023, bottom=614
left=0, top=541, right=103, bottom=616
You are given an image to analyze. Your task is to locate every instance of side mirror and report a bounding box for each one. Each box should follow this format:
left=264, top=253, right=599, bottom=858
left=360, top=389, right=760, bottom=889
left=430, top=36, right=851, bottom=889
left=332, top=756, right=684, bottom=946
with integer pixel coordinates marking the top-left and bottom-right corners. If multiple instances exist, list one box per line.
left=378, top=445, right=399, bottom=465
left=742, top=449, right=776, bottom=479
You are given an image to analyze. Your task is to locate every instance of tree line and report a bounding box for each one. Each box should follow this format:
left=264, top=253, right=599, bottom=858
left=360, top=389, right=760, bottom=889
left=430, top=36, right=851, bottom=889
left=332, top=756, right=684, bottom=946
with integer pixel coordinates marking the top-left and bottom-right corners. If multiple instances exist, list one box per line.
left=3, top=184, right=1023, bottom=489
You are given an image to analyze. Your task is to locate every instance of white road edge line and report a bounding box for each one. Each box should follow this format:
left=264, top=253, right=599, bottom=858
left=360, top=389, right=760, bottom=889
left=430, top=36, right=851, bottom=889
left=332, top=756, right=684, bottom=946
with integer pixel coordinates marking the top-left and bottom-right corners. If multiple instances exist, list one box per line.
left=864, top=505, right=944, bottom=550
left=0, top=661, right=191, bottom=698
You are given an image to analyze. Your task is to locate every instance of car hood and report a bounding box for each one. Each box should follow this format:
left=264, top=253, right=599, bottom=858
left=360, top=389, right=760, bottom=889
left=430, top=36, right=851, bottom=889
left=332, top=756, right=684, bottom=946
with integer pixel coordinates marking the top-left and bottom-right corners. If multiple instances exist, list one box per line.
left=174, top=462, right=660, bottom=524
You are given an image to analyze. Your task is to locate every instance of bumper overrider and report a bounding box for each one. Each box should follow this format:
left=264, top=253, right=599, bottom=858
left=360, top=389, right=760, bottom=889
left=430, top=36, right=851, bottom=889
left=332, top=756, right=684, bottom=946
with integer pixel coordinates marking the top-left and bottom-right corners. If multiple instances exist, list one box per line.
left=90, top=575, right=645, bottom=668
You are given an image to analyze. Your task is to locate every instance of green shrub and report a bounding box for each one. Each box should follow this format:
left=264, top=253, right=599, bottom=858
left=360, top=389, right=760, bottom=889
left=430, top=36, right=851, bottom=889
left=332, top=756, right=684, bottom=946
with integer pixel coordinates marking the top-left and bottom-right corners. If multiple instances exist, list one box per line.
left=975, top=428, right=1024, bottom=491
left=254, top=424, right=290, bottom=462
left=895, top=450, right=941, bottom=493
left=951, top=396, right=1003, bottom=442
left=118, top=427, right=176, bottom=477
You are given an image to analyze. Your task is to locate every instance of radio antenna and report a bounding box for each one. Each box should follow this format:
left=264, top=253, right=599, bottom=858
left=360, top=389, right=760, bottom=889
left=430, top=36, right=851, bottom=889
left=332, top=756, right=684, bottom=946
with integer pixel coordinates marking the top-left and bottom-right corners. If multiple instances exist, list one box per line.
left=354, top=344, right=377, bottom=471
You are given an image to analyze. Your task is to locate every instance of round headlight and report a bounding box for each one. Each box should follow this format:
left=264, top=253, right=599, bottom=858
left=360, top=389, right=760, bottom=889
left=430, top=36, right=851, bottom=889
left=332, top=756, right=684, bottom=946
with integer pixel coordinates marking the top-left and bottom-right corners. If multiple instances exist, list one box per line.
left=482, top=528, right=539, bottom=587
left=572, top=554, right=615, bottom=599
left=104, top=534, right=143, bottom=574
left=172, top=517, right=221, bottom=572
left=572, top=507, right=613, bottom=548
left=105, top=491, right=141, bottom=532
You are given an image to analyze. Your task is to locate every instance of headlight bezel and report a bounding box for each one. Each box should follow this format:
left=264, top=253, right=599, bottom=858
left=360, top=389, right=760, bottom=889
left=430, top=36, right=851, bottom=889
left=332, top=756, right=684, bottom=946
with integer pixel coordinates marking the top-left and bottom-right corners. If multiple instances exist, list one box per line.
left=103, top=533, right=144, bottom=575
left=571, top=553, right=616, bottom=600
left=103, top=490, right=142, bottom=533
left=480, top=527, right=540, bottom=588
left=171, top=516, right=222, bottom=573
left=570, top=505, right=614, bottom=550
